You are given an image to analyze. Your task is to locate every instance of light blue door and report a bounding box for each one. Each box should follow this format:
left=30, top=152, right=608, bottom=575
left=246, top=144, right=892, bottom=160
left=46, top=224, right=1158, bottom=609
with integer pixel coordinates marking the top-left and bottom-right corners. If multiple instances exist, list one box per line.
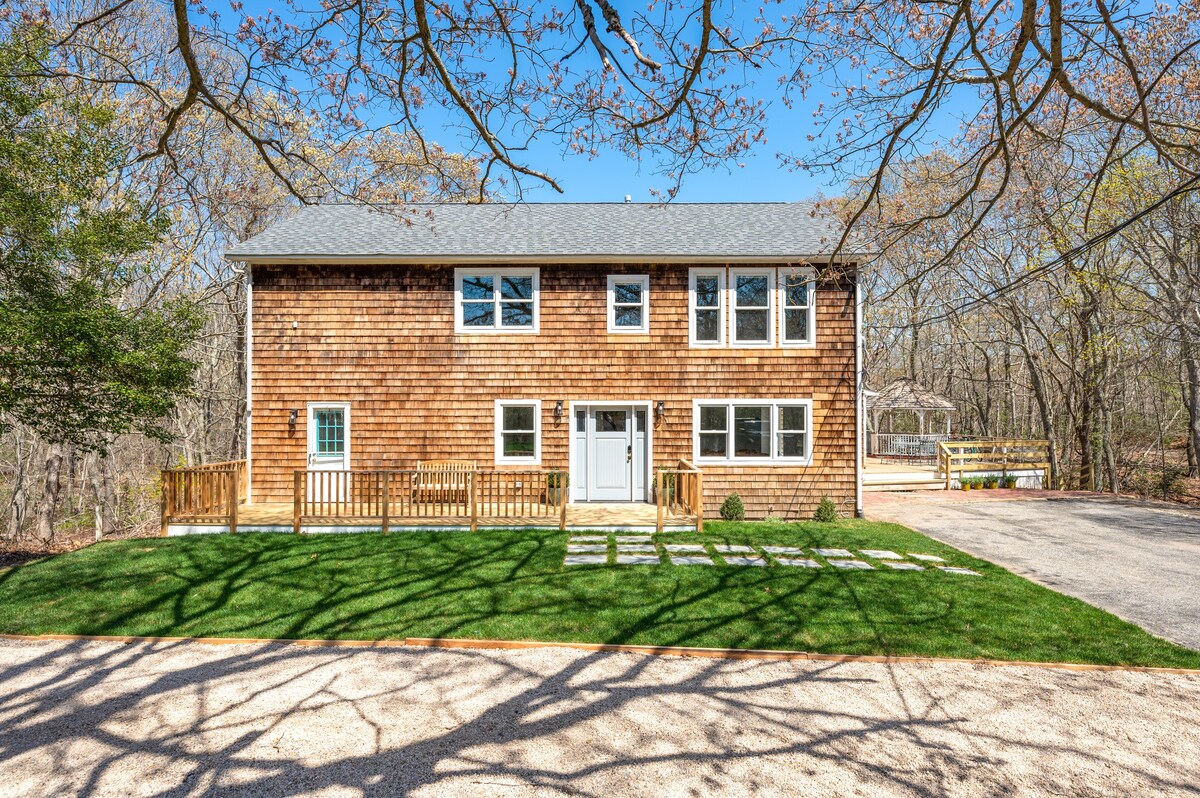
left=588, top=407, right=633, bottom=501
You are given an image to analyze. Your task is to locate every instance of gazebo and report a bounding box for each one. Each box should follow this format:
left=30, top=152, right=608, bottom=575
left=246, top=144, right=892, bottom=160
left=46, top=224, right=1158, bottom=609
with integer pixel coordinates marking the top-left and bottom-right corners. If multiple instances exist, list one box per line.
left=866, top=378, right=956, bottom=461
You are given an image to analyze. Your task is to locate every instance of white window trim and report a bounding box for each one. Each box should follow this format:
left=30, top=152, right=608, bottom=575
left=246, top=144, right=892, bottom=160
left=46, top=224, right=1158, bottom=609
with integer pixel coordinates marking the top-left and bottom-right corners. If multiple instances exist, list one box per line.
left=306, top=402, right=351, bottom=468
left=778, top=266, right=817, bottom=348
left=454, top=268, right=540, bottom=334
left=494, top=399, right=542, bottom=465
left=729, top=267, right=776, bottom=348
left=691, top=398, right=813, bottom=466
left=688, top=268, right=726, bottom=347
left=606, top=274, right=650, bottom=334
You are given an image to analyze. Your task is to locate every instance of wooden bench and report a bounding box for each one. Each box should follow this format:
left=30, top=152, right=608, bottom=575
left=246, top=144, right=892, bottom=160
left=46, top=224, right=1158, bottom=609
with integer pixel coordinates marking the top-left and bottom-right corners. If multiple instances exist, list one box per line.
left=413, top=460, right=476, bottom=503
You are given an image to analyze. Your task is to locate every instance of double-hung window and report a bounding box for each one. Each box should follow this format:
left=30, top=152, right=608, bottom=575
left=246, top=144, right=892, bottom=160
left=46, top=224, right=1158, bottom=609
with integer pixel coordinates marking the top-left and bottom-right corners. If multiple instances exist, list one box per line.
left=607, top=274, right=649, bottom=333
left=693, top=400, right=812, bottom=464
left=779, top=266, right=815, bottom=345
left=455, top=268, right=539, bottom=333
left=730, top=268, right=774, bottom=346
left=494, top=400, right=541, bottom=464
left=689, top=269, right=725, bottom=346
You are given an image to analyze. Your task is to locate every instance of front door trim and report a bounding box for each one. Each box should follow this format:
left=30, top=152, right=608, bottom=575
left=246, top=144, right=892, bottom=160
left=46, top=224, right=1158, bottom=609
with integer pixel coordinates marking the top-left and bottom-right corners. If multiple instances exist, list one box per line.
left=567, top=399, right=654, bottom=504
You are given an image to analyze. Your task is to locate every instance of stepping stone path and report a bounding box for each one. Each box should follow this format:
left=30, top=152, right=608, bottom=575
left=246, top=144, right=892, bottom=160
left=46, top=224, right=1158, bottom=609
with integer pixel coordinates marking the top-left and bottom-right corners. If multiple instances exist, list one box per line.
left=615, top=545, right=657, bottom=553
left=774, top=557, right=822, bottom=568
left=721, top=556, right=768, bottom=567
left=616, top=554, right=660, bottom=565
left=762, top=546, right=806, bottom=555
left=664, top=544, right=707, bottom=553
left=712, top=544, right=756, bottom=553
left=567, top=545, right=608, bottom=553
left=615, top=535, right=652, bottom=543
left=937, top=566, right=981, bottom=576
left=670, top=555, right=715, bottom=566
left=570, top=536, right=607, bottom=543
left=859, top=550, right=903, bottom=560
left=883, top=561, right=924, bottom=571
left=565, top=555, right=608, bottom=566
left=908, top=554, right=945, bottom=562
left=813, top=548, right=854, bottom=558
left=828, top=559, right=873, bottom=570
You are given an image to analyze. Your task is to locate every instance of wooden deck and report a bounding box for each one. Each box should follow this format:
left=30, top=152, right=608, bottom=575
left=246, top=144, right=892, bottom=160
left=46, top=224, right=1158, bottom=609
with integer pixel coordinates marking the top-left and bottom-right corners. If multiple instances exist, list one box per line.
left=166, top=500, right=693, bottom=534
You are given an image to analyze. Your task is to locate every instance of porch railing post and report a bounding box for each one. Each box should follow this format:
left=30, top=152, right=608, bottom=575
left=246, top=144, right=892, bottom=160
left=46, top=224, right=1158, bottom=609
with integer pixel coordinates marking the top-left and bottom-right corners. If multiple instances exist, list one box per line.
left=694, top=471, right=703, bottom=534
left=470, top=471, right=478, bottom=532
left=160, top=472, right=171, bottom=537
left=293, top=471, right=302, bottom=534
left=655, top=469, right=663, bottom=534
left=228, top=470, right=239, bottom=533
left=559, top=471, right=568, bottom=531
left=381, top=471, right=390, bottom=535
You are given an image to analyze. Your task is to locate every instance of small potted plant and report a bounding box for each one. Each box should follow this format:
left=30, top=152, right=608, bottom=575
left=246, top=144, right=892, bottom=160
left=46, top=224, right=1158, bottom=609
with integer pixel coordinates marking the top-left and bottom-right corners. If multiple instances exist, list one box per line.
left=1003, top=475, right=1018, bottom=489
left=959, top=477, right=972, bottom=491
left=547, top=472, right=570, bottom=505
left=984, top=476, right=999, bottom=489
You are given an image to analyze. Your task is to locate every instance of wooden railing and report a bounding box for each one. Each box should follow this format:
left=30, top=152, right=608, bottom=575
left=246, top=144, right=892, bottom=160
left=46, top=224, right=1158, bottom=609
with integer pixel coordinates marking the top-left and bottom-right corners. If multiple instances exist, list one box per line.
left=937, top=440, right=1051, bottom=489
left=292, top=468, right=569, bottom=532
left=160, top=460, right=246, bottom=532
left=655, top=460, right=704, bottom=533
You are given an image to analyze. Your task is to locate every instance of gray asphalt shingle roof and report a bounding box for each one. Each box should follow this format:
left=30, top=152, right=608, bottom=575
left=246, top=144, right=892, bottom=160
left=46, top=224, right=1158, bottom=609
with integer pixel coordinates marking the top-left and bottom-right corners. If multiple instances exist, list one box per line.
left=225, top=202, right=865, bottom=263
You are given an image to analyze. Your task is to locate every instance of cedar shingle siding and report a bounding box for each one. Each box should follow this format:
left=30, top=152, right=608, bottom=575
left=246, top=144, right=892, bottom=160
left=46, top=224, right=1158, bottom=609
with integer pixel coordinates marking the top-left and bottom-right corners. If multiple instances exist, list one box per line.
left=250, top=263, right=857, bottom=519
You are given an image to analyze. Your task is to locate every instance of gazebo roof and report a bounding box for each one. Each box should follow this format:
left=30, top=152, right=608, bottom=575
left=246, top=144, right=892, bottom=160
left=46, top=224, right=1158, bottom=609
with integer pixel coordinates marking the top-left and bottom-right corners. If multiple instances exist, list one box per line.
left=867, top=378, right=956, bottom=412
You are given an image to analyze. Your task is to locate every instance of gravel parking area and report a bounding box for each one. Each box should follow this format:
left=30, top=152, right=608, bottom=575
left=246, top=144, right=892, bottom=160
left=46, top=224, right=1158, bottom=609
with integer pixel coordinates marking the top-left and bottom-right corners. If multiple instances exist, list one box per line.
left=1, top=638, right=1198, bottom=797
left=867, top=492, right=1200, bottom=650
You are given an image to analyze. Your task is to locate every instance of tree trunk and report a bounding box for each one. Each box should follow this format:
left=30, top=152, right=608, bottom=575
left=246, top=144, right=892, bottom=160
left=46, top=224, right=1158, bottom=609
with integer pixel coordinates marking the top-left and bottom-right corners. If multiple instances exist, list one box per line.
left=34, top=445, right=65, bottom=544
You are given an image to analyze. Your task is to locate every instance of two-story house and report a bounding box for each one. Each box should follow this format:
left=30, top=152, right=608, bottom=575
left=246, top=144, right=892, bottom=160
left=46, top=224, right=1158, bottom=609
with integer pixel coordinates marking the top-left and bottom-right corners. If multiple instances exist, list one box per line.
left=224, top=202, right=866, bottom=526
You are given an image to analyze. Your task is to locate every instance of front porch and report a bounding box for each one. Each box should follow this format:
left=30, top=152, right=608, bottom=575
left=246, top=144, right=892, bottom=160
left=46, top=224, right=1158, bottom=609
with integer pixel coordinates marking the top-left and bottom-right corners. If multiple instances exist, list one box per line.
left=160, top=461, right=702, bottom=535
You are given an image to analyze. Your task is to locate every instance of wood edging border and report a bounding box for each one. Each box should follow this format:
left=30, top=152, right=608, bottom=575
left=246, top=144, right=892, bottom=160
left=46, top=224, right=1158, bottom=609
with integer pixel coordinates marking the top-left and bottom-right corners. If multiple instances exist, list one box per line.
left=1, top=633, right=1197, bottom=674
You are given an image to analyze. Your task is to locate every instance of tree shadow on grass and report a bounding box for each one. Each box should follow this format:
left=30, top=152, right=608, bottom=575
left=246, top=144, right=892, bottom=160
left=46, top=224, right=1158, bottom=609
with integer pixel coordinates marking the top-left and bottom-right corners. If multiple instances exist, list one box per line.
left=0, top=638, right=1196, bottom=797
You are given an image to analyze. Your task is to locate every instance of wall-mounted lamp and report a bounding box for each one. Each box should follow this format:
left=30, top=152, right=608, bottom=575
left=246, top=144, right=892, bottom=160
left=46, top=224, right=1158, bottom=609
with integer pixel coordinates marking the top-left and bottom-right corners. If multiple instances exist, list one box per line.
left=554, top=400, right=565, bottom=419
left=288, top=409, right=298, bottom=431
left=655, top=400, right=665, bottom=420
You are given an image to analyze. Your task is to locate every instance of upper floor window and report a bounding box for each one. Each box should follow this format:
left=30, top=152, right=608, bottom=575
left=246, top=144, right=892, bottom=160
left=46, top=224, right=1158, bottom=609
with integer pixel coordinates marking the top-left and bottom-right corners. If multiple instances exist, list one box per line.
left=455, top=268, right=539, bottom=333
left=607, top=274, right=650, bottom=333
left=731, top=268, right=775, bottom=346
left=688, top=266, right=816, bottom=349
left=689, top=269, right=725, bottom=346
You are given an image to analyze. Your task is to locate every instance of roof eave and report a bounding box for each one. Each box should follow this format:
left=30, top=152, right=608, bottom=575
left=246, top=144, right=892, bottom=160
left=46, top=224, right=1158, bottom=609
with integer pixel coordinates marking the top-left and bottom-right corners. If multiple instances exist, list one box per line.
left=224, top=252, right=872, bottom=265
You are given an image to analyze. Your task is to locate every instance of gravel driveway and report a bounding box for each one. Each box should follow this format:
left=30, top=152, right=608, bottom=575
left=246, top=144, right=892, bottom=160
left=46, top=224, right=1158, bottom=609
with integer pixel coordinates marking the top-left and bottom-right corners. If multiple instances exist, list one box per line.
left=1, top=638, right=1198, bottom=797
left=867, top=492, right=1200, bottom=650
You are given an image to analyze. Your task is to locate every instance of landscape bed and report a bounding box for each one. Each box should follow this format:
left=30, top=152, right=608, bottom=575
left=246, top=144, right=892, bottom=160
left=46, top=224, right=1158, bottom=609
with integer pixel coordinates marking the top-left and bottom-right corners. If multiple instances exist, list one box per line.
left=1, top=520, right=1197, bottom=668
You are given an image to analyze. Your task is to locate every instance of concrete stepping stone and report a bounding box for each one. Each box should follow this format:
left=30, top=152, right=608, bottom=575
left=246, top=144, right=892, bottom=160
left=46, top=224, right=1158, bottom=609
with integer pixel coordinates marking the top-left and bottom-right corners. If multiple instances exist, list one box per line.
left=663, top=544, right=707, bottom=552
left=937, top=566, right=981, bottom=576
left=615, top=535, right=652, bottom=543
left=616, top=554, right=660, bottom=565
left=908, top=554, right=945, bottom=562
left=570, top=536, right=608, bottom=543
left=615, top=545, right=657, bottom=553
left=774, top=557, right=822, bottom=568
left=721, top=556, right=769, bottom=567
left=883, top=561, right=924, bottom=571
left=567, top=545, right=608, bottom=554
left=828, top=559, right=873, bottom=570
left=762, top=546, right=806, bottom=555
left=813, top=548, right=854, bottom=558
left=670, top=555, right=715, bottom=566
left=859, top=549, right=903, bottom=560
left=712, top=544, right=756, bottom=553
left=564, top=555, right=608, bottom=566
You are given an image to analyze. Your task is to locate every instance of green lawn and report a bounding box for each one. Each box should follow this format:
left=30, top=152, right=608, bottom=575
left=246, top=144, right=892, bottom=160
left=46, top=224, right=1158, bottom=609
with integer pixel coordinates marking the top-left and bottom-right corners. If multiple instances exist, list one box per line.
left=1, top=520, right=1197, bottom=668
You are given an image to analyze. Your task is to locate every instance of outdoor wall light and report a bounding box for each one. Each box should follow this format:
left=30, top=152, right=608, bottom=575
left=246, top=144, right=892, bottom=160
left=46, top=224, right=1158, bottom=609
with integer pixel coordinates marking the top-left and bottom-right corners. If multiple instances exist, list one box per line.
left=554, top=399, right=565, bottom=418
left=288, top=409, right=298, bottom=430
left=655, top=400, right=665, bottom=419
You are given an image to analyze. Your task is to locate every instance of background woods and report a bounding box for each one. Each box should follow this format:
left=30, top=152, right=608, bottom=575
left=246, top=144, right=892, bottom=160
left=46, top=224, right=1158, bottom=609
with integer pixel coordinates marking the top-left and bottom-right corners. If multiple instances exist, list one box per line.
left=3, top=0, right=1200, bottom=549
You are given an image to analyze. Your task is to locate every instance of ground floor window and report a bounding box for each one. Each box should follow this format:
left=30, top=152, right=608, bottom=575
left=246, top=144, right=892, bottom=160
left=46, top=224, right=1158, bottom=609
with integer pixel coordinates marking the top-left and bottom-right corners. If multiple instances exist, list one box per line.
left=494, top=400, right=541, bottom=464
left=693, top=399, right=812, bottom=464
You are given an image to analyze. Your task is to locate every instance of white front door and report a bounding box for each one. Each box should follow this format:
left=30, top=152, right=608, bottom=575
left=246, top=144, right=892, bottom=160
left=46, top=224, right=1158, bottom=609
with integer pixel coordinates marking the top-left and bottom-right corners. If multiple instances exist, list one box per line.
left=307, top=403, right=349, bottom=502
left=588, top=407, right=633, bottom=501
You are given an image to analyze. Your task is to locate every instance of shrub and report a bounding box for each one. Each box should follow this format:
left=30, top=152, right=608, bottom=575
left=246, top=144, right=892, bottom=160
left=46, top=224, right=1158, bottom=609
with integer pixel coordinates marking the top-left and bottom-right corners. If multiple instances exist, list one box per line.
left=719, top=492, right=745, bottom=521
left=813, top=496, right=839, bottom=523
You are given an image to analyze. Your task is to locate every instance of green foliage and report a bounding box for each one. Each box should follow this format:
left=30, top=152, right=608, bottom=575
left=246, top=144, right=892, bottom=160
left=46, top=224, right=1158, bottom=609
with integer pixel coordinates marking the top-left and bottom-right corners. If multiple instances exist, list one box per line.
left=0, top=27, right=199, bottom=449
left=812, top=496, right=839, bottom=523
left=546, top=472, right=570, bottom=489
left=719, top=492, right=745, bottom=521
left=1003, top=475, right=1018, bottom=488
